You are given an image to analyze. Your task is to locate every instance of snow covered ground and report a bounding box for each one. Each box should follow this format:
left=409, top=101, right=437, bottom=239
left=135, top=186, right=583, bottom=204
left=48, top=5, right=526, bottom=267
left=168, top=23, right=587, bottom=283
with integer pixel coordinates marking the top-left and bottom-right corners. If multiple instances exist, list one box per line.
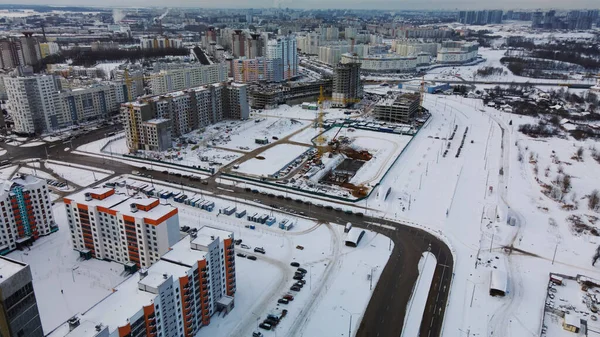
left=402, top=252, right=437, bottom=337
left=353, top=92, right=600, bottom=337
left=8, top=203, right=127, bottom=334
left=0, top=165, right=17, bottom=180
left=236, top=144, right=309, bottom=177
left=45, top=160, right=112, bottom=186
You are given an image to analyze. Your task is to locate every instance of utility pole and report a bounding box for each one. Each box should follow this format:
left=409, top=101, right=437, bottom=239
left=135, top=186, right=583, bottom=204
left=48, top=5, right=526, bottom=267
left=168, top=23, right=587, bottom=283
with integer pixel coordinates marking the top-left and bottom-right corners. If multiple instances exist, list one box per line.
left=552, top=243, right=558, bottom=265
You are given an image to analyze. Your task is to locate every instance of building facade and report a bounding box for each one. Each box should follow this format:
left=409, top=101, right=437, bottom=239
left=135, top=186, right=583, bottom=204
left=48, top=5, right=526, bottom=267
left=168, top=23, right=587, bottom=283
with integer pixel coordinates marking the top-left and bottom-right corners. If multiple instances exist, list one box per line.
left=148, top=63, right=228, bottom=96
left=374, top=93, right=420, bottom=124
left=437, top=41, right=479, bottom=64
left=122, top=83, right=249, bottom=152
left=0, top=256, right=44, bottom=337
left=340, top=53, right=420, bottom=73
left=0, top=175, right=57, bottom=255
left=64, top=187, right=180, bottom=269
left=139, top=37, right=183, bottom=49
left=332, top=61, right=363, bottom=108
left=266, top=35, right=298, bottom=81
left=49, top=227, right=236, bottom=337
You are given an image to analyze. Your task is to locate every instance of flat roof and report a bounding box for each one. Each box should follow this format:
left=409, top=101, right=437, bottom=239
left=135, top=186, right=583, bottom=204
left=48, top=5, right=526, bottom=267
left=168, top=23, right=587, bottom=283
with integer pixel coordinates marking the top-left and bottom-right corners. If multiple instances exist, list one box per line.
left=112, top=198, right=176, bottom=222
left=0, top=256, right=27, bottom=280
left=66, top=188, right=129, bottom=209
left=162, top=236, right=208, bottom=268
left=195, top=226, right=233, bottom=246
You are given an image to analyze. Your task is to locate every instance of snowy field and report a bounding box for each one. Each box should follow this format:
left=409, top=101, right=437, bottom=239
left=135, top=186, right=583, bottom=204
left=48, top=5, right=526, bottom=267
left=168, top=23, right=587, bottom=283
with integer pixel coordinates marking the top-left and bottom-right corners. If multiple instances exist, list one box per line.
left=217, top=117, right=309, bottom=153
left=45, top=160, right=112, bottom=186
left=8, top=203, right=127, bottom=334
left=235, top=144, right=309, bottom=177
left=0, top=164, right=17, bottom=179
left=351, top=92, right=600, bottom=337
left=17, top=167, right=55, bottom=180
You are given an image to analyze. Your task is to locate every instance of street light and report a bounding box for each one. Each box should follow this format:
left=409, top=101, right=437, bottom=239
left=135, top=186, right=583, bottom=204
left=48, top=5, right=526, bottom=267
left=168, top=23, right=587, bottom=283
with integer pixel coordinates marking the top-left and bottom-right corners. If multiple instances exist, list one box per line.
left=340, top=308, right=360, bottom=337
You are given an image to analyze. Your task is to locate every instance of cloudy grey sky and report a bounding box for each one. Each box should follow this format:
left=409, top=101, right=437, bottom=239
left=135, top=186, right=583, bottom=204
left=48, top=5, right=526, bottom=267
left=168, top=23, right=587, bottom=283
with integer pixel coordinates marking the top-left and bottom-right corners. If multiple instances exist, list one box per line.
left=1, top=0, right=599, bottom=10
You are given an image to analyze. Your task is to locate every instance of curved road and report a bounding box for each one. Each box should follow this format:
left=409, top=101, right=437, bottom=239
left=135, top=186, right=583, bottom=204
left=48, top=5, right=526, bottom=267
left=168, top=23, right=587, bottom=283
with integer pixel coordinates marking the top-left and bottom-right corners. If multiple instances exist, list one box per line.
left=0, top=126, right=453, bottom=337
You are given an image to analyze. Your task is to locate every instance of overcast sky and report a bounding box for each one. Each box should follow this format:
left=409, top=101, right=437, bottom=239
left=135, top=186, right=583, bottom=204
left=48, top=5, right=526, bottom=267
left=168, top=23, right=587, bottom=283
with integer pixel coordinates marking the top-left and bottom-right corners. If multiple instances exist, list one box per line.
left=1, top=0, right=599, bottom=10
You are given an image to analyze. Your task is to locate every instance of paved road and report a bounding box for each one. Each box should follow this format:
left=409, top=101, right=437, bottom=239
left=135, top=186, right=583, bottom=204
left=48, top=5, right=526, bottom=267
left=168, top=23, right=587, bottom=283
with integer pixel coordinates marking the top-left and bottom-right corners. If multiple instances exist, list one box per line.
left=363, top=78, right=594, bottom=89
left=0, top=131, right=453, bottom=337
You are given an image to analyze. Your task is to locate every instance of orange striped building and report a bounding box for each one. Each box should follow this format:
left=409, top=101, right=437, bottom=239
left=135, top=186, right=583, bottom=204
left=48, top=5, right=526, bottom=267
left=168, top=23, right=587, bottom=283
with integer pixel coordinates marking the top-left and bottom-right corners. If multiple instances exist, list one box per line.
left=64, top=187, right=180, bottom=269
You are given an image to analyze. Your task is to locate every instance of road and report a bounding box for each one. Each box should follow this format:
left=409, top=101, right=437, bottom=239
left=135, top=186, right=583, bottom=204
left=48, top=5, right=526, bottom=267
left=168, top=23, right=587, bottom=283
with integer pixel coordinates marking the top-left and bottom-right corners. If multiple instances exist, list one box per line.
left=0, top=129, right=453, bottom=337
left=363, top=79, right=594, bottom=89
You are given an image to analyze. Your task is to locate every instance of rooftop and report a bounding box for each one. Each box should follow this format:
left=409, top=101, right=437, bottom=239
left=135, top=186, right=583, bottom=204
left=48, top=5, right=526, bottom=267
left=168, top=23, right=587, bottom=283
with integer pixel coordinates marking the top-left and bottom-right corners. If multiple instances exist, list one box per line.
left=162, top=235, right=208, bottom=267
left=0, top=256, right=27, bottom=281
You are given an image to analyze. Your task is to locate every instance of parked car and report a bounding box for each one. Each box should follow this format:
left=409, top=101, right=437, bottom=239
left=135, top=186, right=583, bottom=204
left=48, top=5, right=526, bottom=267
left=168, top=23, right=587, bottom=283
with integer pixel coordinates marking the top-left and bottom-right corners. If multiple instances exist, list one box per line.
left=290, top=286, right=301, bottom=292
left=290, top=262, right=300, bottom=267
left=234, top=239, right=242, bottom=245
left=296, top=245, right=304, bottom=250
left=240, top=244, right=251, bottom=249
left=259, top=323, right=272, bottom=330
left=297, top=268, right=308, bottom=274
left=253, top=332, right=263, bottom=337
left=247, top=255, right=257, bottom=261
left=254, top=247, right=266, bottom=254
left=236, top=253, right=247, bottom=258
left=296, top=279, right=306, bottom=285
left=293, top=275, right=304, bottom=280
left=278, top=298, right=289, bottom=304
left=283, top=294, right=294, bottom=301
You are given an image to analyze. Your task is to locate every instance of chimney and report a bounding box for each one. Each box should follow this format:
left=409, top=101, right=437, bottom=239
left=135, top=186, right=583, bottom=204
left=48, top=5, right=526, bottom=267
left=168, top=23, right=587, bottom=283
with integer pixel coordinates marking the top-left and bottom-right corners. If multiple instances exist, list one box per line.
left=130, top=203, right=138, bottom=213
left=163, top=273, right=168, bottom=279
left=84, top=193, right=92, bottom=201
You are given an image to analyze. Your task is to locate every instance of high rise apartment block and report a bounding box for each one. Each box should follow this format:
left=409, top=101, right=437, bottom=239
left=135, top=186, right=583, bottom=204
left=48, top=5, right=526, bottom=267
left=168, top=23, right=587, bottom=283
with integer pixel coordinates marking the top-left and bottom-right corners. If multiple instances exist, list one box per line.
left=0, top=256, right=44, bottom=337
left=148, top=63, right=228, bottom=96
left=4, top=71, right=131, bottom=135
left=332, top=61, right=363, bottom=108
left=266, top=35, right=298, bottom=81
left=0, top=175, right=57, bottom=255
left=0, top=33, right=41, bottom=70
left=49, top=227, right=236, bottom=337
left=64, top=187, right=180, bottom=269
left=122, top=83, right=249, bottom=152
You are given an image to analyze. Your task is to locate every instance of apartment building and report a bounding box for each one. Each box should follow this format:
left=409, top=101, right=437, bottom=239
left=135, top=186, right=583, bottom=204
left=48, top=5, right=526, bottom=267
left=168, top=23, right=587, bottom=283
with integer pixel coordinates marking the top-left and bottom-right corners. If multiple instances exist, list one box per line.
left=64, top=187, right=180, bottom=268
left=266, top=35, right=298, bottom=81
left=39, top=42, right=60, bottom=58
left=59, top=83, right=120, bottom=124
left=142, top=119, right=172, bottom=152
left=122, top=83, right=249, bottom=152
left=148, top=63, right=228, bottom=95
left=437, top=41, right=479, bottom=64
left=318, top=43, right=369, bottom=66
left=374, top=93, right=420, bottom=124
left=139, top=36, right=183, bottom=50
left=296, top=32, right=321, bottom=55
left=0, top=33, right=41, bottom=69
left=332, top=61, right=363, bottom=108
left=0, top=175, right=57, bottom=255
left=49, top=227, right=236, bottom=337
left=0, top=256, right=44, bottom=337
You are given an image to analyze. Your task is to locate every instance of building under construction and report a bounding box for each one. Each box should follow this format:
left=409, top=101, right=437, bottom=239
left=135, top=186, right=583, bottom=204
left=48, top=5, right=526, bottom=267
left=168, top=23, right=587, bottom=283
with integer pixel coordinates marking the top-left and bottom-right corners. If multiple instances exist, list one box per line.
left=248, top=79, right=332, bottom=109
left=374, top=93, right=420, bottom=124
left=332, top=61, right=363, bottom=108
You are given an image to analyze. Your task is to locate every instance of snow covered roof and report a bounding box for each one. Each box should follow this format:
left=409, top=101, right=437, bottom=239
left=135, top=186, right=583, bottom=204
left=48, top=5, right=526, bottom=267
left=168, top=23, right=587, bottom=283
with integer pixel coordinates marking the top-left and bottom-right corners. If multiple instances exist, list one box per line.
left=490, top=270, right=508, bottom=293
left=0, top=256, right=27, bottom=281
left=345, top=228, right=365, bottom=245
left=564, top=313, right=581, bottom=328
left=162, top=235, right=209, bottom=267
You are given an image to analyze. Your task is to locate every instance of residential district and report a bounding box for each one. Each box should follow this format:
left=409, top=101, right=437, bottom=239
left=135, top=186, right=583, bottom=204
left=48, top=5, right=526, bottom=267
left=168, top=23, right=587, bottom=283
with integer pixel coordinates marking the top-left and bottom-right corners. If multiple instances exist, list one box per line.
left=0, top=4, right=599, bottom=337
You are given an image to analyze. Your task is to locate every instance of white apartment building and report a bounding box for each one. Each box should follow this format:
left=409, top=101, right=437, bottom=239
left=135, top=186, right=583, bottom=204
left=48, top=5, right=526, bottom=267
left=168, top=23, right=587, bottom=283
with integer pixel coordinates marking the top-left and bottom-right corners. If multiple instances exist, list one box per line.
left=64, top=187, right=180, bottom=268
left=320, top=26, right=340, bottom=41
left=148, top=63, right=228, bottom=95
left=139, top=37, right=183, bottom=50
left=341, top=53, right=419, bottom=73
left=318, top=44, right=368, bottom=66
left=437, top=41, right=479, bottom=64
left=297, top=32, right=321, bottom=55
left=49, top=227, right=236, bottom=337
left=266, top=35, right=298, bottom=81
left=59, top=83, right=120, bottom=124
left=4, top=74, right=63, bottom=135
left=0, top=175, right=56, bottom=255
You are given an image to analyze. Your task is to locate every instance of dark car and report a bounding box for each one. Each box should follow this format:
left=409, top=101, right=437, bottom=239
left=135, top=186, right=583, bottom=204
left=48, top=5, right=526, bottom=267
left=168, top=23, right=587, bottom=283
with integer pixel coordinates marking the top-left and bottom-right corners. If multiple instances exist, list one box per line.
left=259, top=323, right=272, bottom=330
left=245, top=187, right=252, bottom=192
left=234, top=239, right=242, bottom=245
left=162, top=170, right=169, bottom=174
left=296, top=279, right=306, bottom=285
left=252, top=332, right=263, bottom=337
left=267, top=314, right=280, bottom=322
left=278, top=298, right=289, bottom=304
left=236, top=253, right=247, bottom=258
left=293, top=275, right=304, bottom=280
left=355, top=212, right=364, bottom=217
left=254, top=247, right=266, bottom=254
left=283, top=294, right=294, bottom=301
left=294, top=282, right=304, bottom=288
left=290, top=262, right=300, bottom=267
left=247, top=255, right=257, bottom=261
left=290, top=286, right=301, bottom=292
left=325, top=205, right=333, bottom=210
left=297, top=267, right=307, bottom=274
left=264, top=318, right=279, bottom=326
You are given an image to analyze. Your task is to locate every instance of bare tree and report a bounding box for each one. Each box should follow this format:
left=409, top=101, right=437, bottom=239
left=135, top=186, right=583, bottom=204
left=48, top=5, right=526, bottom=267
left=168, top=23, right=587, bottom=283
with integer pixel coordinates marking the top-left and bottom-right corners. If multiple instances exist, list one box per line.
left=577, top=146, right=584, bottom=159
left=590, top=190, right=600, bottom=211
left=562, top=175, right=572, bottom=193
left=545, top=165, right=551, bottom=177
left=533, top=163, right=539, bottom=176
